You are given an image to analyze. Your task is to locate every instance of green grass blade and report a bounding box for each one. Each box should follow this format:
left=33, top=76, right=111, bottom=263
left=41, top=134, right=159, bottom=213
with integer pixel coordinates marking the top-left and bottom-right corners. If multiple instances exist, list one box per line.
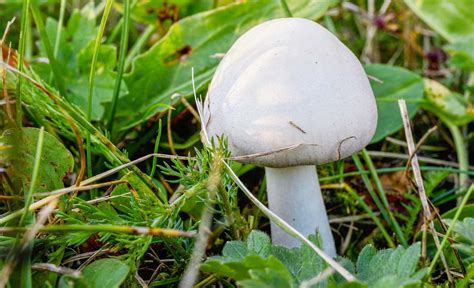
left=361, top=148, right=408, bottom=246
left=352, top=153, right=391, bottom=226
left=16, top=0, right=31, bottom=127
left=18, top=127, right=44, bottom=226
left=30, top=0, right=67, bottom=96
left=86, top=0, right=114, bottom=181
left=428, top=184, right=474, bottom=274
left=149, top=119, right=162, bottom=179
left=107, top=0, right=130, bottom=134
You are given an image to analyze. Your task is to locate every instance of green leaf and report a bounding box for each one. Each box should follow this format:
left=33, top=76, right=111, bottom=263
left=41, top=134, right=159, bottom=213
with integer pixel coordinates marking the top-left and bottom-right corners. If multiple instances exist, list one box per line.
left=365, top=64, right=424, bottom=143
left=202, top=231, right=328, bottom=287
left=81, top=258, right=130, bottom=288
left=5, top=127, right=74, bottom=193
left=38, top=3, right=128, bottom=121
left=126, top=0, right=215, bottom=25
left=120, top=0, right=337, bottom=129
left=451, top=217, right=474, bottom=264
left=355, top=243, right=425, bottom=286
left=404, top=0, right=474, bottom=43
left=247, top=230, right=271, bottom=257
left=422, top=79, right=474, bottom=126
left=222, top=240, right=248, bottom=260
left=445, top=39, right=474, bottom=70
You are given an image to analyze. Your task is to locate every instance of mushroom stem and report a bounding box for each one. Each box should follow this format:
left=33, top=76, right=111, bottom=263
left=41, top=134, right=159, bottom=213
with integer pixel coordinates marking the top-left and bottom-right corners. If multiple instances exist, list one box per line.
left=265, top=165, right=336, bottom=257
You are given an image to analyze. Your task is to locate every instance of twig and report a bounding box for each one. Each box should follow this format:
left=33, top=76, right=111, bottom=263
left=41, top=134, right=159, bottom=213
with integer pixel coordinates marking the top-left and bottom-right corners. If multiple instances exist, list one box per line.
left=398, top=99, right=453, bottom=283
left=31, top=263, right=81, bottom=277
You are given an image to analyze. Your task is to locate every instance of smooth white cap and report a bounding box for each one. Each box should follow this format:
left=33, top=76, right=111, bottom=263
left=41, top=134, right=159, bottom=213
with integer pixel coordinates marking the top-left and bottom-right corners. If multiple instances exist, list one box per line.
left=204, top=18, right=377, bottom=167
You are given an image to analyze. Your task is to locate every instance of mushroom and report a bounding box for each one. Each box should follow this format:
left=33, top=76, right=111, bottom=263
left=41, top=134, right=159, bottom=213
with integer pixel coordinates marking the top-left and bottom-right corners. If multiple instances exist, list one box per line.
left=203, top=18, right=377, bottom=257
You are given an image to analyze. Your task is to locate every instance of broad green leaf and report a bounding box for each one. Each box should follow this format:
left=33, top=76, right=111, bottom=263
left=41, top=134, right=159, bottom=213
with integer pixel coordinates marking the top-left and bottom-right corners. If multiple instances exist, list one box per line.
left=39, top=3, right=128, bottom=120
left=119, top=0, right=337, bottom=129
left=81, top=258, right=130, bottom=288
left=451, top=217, right=474, bottom=264
left=365, top=64, right=424, bottom=143
left=422, top=79, right=474, bottom=126
left=238, top=265, right=295, bottom=288
left=202, top=231, right=328, bottom=287
left=125, top=0, right=215, bottom=25
left=355, top=243, right=424, bottom=286
left=404, top=0, right=474, bottom=43
left=5, top=127, right=74, bottom=193
left=445, top=39, right=474, bottom=70
left=222, top=240, right=248, bottom=260
left=247, top=230, right=271, bottom=257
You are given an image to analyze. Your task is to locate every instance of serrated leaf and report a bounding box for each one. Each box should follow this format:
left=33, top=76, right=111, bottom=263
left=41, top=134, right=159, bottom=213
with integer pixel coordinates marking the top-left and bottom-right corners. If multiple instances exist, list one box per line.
left=5, top=127, right=74, bottom=193
left=396, top=243, right=421, bottom=277
left=223, top=240, right=248, bottom=260
left=365, top=64, right=424, bottom=143
left=119, top=0, right=337, bottom=129
left=355, top=243, right=424, bottom=287
left=404, top=0, right=474, bottom=43
left=238, top=265, right=294, bottom=288
left=356, top=245, right=377, bottom=281
left=247, top=230, right=271, bottom=257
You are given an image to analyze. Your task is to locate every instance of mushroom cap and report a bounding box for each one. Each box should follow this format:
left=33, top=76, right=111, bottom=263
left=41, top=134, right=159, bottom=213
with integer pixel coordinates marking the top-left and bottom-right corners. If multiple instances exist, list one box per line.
left=203, top=18, right=377, bottom=168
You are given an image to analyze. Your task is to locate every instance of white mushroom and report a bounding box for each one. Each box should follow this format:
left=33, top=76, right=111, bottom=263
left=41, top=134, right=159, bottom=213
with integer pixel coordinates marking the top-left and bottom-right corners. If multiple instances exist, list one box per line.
left=203, top=18, right=377, bottom=257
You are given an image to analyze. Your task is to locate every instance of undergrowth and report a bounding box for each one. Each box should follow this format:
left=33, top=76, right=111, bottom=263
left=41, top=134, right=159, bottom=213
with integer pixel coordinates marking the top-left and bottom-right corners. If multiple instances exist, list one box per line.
left=0, top=1, right=473, bottom=287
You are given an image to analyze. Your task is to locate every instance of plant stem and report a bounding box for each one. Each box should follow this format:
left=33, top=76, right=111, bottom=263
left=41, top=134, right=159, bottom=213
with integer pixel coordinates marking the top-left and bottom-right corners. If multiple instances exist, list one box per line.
left=446, top=122, right=469, bottom=199
left=179, top=149, right=224, bottom=287
left=107, top=0, right=130, bottom=134
left=0, top=224, right=195, bottom=237
left=149, top=119, right=162, bottom=178
left=217, top=184, right=239, bottom=239
left=361, top=149, right=407, bottom=246
left=265, top=166, right=336, bottom=257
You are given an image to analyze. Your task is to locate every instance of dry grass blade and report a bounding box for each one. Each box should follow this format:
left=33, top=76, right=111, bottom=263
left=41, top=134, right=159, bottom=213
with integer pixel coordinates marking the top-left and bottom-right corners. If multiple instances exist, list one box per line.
left=398, top=99, right=453, bottom=283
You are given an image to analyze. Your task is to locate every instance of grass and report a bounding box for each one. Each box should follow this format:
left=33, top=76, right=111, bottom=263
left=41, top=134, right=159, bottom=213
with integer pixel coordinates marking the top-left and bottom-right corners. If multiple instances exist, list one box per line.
left=0, top=1, right=473, bottom=287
